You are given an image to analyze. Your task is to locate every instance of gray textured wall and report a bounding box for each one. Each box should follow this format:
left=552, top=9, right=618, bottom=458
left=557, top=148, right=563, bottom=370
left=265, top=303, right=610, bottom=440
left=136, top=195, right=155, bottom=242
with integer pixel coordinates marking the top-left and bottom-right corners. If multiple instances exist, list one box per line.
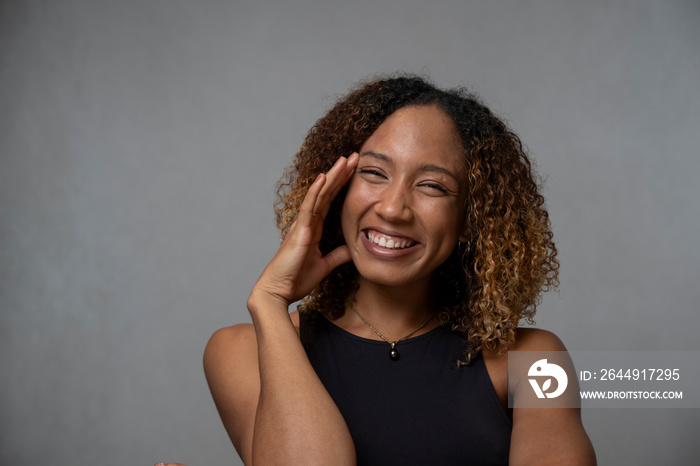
left=1, top=1, right=698, bottom=465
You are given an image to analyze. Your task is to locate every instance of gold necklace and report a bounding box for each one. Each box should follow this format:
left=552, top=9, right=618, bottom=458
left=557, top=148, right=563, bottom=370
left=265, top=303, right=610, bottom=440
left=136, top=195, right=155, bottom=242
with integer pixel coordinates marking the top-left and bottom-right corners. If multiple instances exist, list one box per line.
left=350, top=303, right=435, bottom=361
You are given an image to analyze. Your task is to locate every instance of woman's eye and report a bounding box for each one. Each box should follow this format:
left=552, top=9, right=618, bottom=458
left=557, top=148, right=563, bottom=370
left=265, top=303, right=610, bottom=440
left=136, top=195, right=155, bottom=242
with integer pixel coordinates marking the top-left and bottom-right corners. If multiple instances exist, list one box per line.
left=422, top=183, right=448, bottom=194
left=358, top=168, right=384, bottom=177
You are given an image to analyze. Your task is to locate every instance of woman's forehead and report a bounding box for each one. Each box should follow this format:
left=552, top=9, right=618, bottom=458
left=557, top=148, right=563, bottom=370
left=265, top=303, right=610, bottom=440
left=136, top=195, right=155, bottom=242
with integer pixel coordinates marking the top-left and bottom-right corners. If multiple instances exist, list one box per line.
left=360, top=105, right=464, bottom=171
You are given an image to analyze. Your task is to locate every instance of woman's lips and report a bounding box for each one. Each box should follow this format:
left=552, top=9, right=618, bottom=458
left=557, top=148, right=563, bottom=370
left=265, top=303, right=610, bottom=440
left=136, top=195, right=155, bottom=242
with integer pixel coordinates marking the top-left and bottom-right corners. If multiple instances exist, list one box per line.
left=361, top=229, right=419, bottom=257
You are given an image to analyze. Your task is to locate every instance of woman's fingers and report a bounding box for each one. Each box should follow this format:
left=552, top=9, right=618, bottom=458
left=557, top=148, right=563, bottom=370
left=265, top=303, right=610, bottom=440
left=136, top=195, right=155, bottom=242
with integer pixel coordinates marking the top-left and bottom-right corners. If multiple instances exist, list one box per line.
left=326, top=152, right=358, bottom=216
left=296, top=172, right=327, bottom=225
left=322, top=244, right=352, bottom=273
left=312, top=156, right=347, bottom=216
left=328, top=152, right=359, bottom=199
left=326, top=152, right=359, bottom=206
left=314, top=152, right=358, bottom=217
left=296, top=153, right=357, bottom=228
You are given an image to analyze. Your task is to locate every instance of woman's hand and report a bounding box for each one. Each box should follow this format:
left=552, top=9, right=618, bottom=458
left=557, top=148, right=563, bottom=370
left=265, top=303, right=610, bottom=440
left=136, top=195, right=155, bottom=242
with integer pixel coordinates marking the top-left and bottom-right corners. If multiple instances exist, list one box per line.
left=249, top=153, right=359, bottom=310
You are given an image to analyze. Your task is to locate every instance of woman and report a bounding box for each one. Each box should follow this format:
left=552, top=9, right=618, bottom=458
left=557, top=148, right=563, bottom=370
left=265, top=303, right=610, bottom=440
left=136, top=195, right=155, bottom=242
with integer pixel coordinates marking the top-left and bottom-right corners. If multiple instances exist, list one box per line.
left=199, top=75, right=595, bottom=465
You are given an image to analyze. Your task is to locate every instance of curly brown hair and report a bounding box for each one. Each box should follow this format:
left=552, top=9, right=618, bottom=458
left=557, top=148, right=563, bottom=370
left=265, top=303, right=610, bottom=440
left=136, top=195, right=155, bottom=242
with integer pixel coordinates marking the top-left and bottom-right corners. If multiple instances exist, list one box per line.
left=275, top=74, right=559, bottom=362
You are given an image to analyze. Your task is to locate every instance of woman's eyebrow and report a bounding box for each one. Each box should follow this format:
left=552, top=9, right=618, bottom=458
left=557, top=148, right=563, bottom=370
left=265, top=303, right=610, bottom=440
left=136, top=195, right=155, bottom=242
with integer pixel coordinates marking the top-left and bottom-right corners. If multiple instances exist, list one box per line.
left=359, top=151, right=391, bottom=163
left=417, top=163, right=459, bottom=182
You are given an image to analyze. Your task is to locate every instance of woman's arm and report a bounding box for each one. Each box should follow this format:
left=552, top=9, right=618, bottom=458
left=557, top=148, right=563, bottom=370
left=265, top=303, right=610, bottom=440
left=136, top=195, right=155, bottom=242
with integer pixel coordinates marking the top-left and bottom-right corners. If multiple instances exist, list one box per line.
left=507, top=329, right=596, bottom=466
left=205, top=154, right=359, bottom=465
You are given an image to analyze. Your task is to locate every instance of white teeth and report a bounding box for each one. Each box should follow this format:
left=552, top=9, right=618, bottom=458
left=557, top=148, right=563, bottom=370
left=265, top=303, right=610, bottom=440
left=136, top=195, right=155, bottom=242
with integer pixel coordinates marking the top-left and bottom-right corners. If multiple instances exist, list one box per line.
left=367, top=231, right=414, bottom=249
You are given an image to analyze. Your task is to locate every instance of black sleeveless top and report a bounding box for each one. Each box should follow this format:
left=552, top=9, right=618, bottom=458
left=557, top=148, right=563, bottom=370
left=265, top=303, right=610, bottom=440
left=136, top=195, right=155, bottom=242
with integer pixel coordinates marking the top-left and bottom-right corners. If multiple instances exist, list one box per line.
left=300, top=311, right=512, bottom=465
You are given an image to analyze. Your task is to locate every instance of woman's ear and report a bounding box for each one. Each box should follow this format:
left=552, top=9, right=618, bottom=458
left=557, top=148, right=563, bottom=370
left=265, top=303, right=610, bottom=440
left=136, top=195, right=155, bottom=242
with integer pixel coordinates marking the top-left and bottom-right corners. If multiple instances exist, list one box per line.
left=457, top=228, right=472, bottom=255
left=458, top=225, right=471, bottom=243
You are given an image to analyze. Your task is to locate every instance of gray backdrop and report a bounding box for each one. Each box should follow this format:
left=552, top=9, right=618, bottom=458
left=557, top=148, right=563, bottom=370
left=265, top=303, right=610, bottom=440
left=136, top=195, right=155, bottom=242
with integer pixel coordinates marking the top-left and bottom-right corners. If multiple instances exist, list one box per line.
left=2, top=0, right=698, bottom=464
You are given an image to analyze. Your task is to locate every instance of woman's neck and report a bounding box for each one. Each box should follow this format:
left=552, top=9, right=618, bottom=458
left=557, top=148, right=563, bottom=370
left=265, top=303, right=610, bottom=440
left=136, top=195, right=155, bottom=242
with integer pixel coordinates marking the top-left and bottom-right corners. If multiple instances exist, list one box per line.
left=336, top=277, right=438, bottom=341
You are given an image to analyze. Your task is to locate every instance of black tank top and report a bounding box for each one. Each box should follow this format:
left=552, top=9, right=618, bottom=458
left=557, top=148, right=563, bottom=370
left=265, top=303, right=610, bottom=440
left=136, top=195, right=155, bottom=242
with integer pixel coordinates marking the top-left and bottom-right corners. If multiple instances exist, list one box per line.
left=300, top=311, right=512, bottom=465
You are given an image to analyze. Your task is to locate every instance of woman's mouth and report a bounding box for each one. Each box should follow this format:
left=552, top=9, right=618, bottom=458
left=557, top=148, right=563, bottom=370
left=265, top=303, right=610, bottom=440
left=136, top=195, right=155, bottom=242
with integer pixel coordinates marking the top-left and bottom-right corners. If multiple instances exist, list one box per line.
left=365, top=229, right=417, bottom=250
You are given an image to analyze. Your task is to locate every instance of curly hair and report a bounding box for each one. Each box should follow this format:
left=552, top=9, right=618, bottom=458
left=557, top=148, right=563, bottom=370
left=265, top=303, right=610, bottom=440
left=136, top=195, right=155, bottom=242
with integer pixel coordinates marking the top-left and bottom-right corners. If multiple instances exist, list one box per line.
left=275, top=74, right=559, bottom=362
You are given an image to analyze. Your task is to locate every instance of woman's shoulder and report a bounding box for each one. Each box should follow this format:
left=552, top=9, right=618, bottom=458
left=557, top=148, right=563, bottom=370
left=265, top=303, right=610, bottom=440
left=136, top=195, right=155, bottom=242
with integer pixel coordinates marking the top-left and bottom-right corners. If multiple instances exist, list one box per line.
left=510, top=327, right=567, bottom=352
left=206, top=323, right=256, bottom=351
left=203, top=324, right=259, bottom=383
left=482, top=327, right=567, bottom=363
left=482, top=328, right=568, bottom=403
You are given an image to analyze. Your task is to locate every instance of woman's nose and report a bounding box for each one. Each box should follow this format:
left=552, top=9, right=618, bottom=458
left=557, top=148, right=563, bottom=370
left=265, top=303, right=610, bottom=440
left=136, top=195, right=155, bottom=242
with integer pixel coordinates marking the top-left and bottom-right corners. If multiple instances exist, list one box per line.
left=374, top=183, right=413, bottom=223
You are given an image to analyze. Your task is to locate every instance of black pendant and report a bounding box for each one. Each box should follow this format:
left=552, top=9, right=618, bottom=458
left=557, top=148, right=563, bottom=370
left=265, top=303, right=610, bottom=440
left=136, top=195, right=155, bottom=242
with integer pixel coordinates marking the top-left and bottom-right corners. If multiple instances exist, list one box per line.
left=389, top=345, right=400, bottom=361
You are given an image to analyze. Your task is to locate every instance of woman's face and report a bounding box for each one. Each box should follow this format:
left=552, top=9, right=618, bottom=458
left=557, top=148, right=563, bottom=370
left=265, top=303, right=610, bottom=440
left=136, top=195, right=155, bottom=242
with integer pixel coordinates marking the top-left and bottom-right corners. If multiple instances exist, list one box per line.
left=341, top=104, right=468, bottom=289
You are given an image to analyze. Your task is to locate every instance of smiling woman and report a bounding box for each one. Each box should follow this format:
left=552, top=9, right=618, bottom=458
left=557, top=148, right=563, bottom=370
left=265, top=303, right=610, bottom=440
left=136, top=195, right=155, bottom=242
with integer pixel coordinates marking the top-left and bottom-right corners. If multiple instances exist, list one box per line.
left=195, top=75, right=596, bottom=466
left=341, top=106, right=468, bottom=293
